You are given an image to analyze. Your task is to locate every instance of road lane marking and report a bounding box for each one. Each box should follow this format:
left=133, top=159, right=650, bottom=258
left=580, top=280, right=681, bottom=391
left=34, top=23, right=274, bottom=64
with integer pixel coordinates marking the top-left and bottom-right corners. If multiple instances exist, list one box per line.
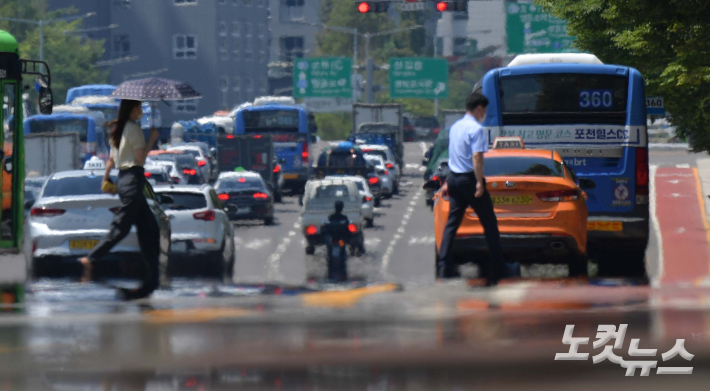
left=243, top=238, right=271, bottom=250
left=420, top=142, right=427, bottom=155
left=408, top=235, right=435, bottom=246
left=266, top=217, right=301, bottom=281
left=380, top=189, right=423, bottom=278
left=302, top=283, right=399, bottom=308
left=364, top=238, right=381, bottom=248
left=650, top=164, right=663, bottom=287
left=692, top=167, right=710, bottom=280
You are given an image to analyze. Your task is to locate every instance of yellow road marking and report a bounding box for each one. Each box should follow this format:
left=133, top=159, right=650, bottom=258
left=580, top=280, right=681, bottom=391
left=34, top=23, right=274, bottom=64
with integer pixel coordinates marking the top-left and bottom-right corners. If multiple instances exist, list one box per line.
left=302, top=283, right=399, bottom=308
left=692, top=167, right=710, bottom=280
left=144, top=307, right=253, bottom=323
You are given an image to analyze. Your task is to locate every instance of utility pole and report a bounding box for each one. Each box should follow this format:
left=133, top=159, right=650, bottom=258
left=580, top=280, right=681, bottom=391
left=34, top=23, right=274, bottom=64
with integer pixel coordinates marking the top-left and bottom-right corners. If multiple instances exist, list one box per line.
left=0, top=12, right=96, bottom=62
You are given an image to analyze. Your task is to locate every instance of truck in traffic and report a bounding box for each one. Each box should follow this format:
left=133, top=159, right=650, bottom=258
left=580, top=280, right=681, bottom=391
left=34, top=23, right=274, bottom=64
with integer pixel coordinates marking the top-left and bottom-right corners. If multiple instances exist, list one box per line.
left=351, top=103, right=404, bottom=167
left=216, top=134, right=284, bottom=202
left=24, top=132, right=82, bottom=177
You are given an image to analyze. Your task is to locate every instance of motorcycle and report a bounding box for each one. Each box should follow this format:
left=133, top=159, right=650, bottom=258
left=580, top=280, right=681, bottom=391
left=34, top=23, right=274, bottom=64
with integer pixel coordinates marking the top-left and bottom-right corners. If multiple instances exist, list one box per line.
left=320, top=219, right=351, bottom=282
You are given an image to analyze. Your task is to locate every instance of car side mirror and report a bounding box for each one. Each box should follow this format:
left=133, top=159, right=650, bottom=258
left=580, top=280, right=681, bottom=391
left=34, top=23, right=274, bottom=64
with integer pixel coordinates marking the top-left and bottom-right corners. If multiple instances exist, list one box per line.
left=157, top=194, right=174, bottom=204
left=578, top=178, right=596, bottom=190
left=423, top=179, right=441, bottom=191
left=38, top=87, right=53, bottom=115
left=224, top=204, right=238, bottom=214
left=3, top=159, right=12, bottom=174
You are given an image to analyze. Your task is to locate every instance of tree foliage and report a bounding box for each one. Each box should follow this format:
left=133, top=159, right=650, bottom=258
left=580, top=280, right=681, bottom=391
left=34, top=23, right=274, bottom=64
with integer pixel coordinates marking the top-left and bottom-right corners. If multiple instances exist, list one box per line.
left=0, top=0, right=108, bottom=104
left=537, top=0, right=710, bottom=150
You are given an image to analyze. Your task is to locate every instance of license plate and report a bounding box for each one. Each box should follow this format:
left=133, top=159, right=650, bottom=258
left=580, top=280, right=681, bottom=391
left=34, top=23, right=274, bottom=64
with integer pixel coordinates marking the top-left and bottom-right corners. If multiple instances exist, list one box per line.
left=172, top=242, right=187, bottom=252
left=491, top=195, right=532, bottom=205
left=283, top=174, right=298, bottom=179
left=237, top=207, right=251, bottom=215
left=69, top=240, right=99, bottom=250
left=588, top=221, right=623, bottom=231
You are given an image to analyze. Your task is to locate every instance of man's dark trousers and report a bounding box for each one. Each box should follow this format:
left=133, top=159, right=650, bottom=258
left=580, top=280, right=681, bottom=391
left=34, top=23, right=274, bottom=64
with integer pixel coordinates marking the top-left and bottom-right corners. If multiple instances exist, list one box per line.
left=438, top=171, right=505, bottom=280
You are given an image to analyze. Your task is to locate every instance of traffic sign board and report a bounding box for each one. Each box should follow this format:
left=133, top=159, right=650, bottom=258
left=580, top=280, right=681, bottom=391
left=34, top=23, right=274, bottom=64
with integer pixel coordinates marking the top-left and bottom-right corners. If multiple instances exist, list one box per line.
left=389, top=57, right=448, bottom=99
left=505, top=1, right=578, bottom=54
left=293, top=57, right=352, bottom=98
left=646, top=96, right=665, bottom=115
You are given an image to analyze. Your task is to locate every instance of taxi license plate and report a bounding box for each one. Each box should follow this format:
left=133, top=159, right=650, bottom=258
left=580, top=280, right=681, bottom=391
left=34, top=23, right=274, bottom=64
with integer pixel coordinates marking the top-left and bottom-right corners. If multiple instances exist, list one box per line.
left=69, top=240, right=99, bottom=250
left=491, top=195, right=532, bottom=205
left=283, top=174, right=298, bottom=179
left=588, top=221, right=623, bottom=231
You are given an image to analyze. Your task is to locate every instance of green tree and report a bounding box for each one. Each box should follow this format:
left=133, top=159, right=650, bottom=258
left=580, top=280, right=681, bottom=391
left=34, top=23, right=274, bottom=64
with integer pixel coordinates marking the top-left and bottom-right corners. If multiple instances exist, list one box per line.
left=537, top=0, right=710, bottom=151
left=0, top=0, right=108, bottom=104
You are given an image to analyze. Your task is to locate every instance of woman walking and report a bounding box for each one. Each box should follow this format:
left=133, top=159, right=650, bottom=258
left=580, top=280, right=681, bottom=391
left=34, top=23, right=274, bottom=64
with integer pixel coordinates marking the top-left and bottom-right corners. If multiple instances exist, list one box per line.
left=79, top=99, right=161, bottom=301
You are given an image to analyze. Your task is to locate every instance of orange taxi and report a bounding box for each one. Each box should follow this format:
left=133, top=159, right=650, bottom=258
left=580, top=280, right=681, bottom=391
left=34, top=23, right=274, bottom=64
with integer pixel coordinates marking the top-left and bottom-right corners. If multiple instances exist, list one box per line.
left=427, top=137, right=588, bottom=277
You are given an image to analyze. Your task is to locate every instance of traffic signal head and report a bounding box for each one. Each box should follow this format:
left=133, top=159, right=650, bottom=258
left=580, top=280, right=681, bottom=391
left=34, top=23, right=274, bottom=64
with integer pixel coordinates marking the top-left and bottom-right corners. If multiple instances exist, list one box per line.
left=436, top=1, right=467, bottom=12
left=356, top=1, right=389, bottom=13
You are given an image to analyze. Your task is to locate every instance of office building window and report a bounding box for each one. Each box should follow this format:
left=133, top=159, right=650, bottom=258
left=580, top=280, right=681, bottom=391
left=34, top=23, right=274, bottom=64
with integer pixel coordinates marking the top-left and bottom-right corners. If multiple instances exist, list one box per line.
left=232, top=22, right=241, bottom=37
left=174, top=0, right=197, bottom=5
left=220, top=77, right=229, bottom=108
left=279, top=36, right=303, bottom=63
left=244, top=37, right=253, bottom=61
left=257, top=0, right=265, bottom=7
left=243, top=0, right=251, bottom=6
left=219, top=21, right=227, bottom=36
left=246, top=77, right=254, bottom=99
left=281, top=0, right=304, bottom=21
left=258, top=23, right=266, bottom=38
left=245, top=23, right=253, bottom=37
left=173, top=99, right=198, bottom=114
left=173, top=34, right=198, bottom=59
left=112, top=35, right=130, bottom=58
left=232, top=37, right=240, bottom=60
left=453, top=37, right=467, bottom=56
left=113, top=0, right=131, bottom=8
left=259, top=49, right=267, bottom=63
left=233, top=76, right=241, bottom=104
left=259, top=82, right=267, bottom=95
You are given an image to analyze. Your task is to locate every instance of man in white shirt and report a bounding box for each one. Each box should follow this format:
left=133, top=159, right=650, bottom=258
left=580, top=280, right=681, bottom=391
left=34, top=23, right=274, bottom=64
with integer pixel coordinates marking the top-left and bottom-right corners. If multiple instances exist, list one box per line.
left=438, top=92, right=505, bottom=286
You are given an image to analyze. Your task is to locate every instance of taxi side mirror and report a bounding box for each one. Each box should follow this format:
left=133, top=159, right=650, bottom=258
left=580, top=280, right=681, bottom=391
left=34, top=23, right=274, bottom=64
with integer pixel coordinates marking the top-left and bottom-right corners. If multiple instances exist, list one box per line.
left=423, top=179, right=441, bottom=191
left=579, top=178, right=596, bottom=190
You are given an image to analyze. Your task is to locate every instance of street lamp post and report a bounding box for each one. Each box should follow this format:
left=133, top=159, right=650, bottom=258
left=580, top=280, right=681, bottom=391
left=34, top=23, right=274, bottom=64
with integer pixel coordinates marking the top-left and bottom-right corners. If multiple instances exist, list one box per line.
left=0, top=12, right=96, bottom=61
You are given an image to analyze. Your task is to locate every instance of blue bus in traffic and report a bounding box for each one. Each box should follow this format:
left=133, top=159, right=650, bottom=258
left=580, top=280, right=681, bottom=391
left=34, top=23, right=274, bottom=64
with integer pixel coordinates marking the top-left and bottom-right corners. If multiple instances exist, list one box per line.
left=24, top=114, right=108, bottom=164
left=477, top=54, right=649, bottom=278
left=234, top=104, right=311, bottom=191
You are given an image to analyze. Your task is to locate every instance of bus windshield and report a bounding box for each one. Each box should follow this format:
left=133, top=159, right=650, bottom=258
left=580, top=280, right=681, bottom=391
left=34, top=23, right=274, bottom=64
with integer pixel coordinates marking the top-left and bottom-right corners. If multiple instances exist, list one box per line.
left=244, top=110, right=299, bottom=132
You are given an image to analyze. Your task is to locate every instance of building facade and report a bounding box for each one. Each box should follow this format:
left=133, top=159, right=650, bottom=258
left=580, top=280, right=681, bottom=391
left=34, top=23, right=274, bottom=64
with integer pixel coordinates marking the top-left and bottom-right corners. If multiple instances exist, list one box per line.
left=51, top=0, right=270, bottom=124
left=267, top=0, right=322, bottom=96
left=435, top=0, right=507, bottom=58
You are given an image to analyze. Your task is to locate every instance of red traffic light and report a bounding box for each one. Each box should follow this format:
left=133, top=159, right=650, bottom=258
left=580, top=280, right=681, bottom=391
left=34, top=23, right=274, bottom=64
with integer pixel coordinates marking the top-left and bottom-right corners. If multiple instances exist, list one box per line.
left=358, top=2, right=370, bottom=12
left=436, top=2, right=448, bottom=11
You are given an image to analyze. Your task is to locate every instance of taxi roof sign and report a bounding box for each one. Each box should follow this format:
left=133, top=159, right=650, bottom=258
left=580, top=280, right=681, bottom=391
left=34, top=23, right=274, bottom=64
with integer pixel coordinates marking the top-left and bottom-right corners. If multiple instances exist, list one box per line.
left=492, top=137, right=525, bottom=149
left=83, top=156, right=106, bottom=170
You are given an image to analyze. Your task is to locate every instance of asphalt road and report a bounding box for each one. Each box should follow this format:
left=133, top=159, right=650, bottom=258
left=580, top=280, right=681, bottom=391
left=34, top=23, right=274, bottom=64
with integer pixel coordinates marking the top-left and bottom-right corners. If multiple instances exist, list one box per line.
left=2, top=142, right=710, bottom=389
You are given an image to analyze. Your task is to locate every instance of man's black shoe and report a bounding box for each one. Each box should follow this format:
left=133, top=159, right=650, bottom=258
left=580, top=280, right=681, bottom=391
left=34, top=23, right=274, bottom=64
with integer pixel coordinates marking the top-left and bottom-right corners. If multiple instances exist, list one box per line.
left=116, top=287, right=152, bottom=301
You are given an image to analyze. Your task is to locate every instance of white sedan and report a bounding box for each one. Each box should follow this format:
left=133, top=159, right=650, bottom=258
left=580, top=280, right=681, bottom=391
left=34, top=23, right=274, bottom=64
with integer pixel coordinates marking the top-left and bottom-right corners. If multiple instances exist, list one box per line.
left=364, top=154, right=393, bottom=198
left=167, top=144, right=213, bottom=182
left=324, top=175, right=375, bottom=227
left=360, top=144, right=401, bottom=193
left=154, top=184, right=236, bottom=279
left=24, top=168, right=171, bottom=280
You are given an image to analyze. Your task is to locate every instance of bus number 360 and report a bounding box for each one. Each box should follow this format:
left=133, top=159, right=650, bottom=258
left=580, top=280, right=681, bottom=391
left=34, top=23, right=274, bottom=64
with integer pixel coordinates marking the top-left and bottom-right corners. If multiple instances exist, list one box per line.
left=579, top=90, right=613, bottom=109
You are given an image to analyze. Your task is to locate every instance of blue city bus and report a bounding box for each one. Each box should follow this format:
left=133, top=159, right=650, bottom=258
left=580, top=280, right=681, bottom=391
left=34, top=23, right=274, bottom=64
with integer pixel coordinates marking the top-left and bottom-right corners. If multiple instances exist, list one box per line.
left=477, top=54, right=649, bottom=277
left=234, top=104, right=311, bottom=191
left=24, top=114, right=108, bottom=164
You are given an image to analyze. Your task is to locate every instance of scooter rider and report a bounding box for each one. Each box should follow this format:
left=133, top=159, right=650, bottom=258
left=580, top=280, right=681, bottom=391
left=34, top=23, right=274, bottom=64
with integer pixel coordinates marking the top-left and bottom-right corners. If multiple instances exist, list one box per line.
left=323, top=200, right=351, bottom=281
left=328, top=200, right=350, bottom=227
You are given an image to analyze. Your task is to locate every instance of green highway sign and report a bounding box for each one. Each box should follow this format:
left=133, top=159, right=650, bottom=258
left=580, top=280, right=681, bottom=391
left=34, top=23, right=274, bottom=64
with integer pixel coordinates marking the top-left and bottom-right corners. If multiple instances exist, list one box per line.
left=505, top=1, right=578, bottom=54
left=389, top=57, right=448, bottom=99
left=293, top=57, right=352, bottom=98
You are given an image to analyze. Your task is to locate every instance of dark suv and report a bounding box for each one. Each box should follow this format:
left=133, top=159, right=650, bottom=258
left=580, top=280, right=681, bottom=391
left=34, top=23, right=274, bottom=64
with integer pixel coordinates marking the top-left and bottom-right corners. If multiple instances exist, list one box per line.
left=413, top=117, right=441, bottom=140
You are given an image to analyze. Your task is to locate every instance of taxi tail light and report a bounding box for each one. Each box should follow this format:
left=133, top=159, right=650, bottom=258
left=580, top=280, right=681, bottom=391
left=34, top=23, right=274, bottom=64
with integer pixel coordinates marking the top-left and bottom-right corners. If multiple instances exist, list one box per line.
left=144, top=172, right=152, bottom=178
left=183, top=168, right=197, bottom=175
left=253, top=192, right=268, bottom=199
left=197, top=160, right=207, bottom=167
left=193, top=210, right=215, bottom=221
left=385, top=163, right=393, bottom=169
left=30, top=207, right=65, bottom=217
left=306, top=225, right=317, bottom=235
left=537, top=189, right=580, bottom=202
left=635, top=148, right=649, bottom=203
left=218, top=193, right=229, bottom=201
left=368, top=176, right=379, bottom=185
left=348, top=223, right=358, bottom=233
left=302, top=143, right=309, bottom=163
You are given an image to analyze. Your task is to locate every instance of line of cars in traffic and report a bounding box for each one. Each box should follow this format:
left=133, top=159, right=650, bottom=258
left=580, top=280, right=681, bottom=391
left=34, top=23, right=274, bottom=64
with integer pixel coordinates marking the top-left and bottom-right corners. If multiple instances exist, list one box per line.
left=22, top=139, right=284, bottom=281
